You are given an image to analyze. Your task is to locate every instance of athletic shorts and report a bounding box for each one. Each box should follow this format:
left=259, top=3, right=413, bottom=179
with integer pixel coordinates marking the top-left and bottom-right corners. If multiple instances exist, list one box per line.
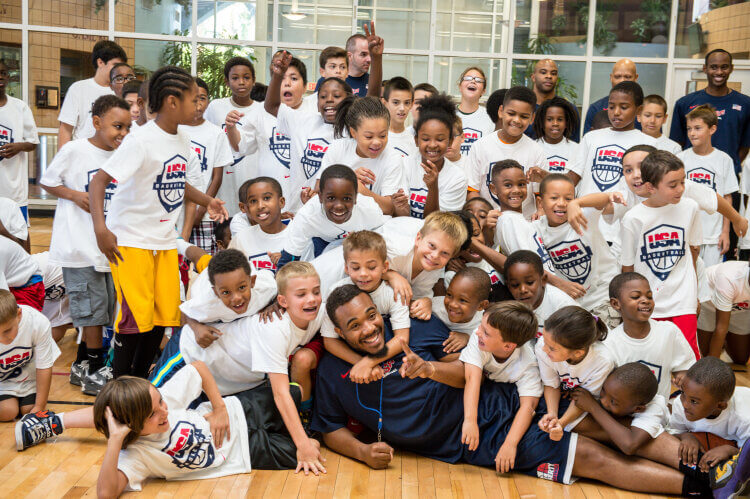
left=109, top=247, right=180, bottom=333
left=697, top=301, right=750, bottom=335
left=655, top=314, right=699, bottom=359
left=150, top=328, right=185, bottom=387
left=10, top=276, right=44, bottom=312
left=290, top=335, right=325, bottom=365
left=0, top=393, right=36, bottom=407
left=41, top=296, right=71, bottom=328
left=62, top=267, right=116, bottom=327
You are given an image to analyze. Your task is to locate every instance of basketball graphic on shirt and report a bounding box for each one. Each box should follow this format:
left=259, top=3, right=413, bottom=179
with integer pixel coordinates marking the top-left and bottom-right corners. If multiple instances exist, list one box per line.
left=547, top=239, right=592, bottom=285
left=191, top=140, right=208, bottom=172
left=558, top=373, right=583, bottom=391
left=248, top=252, right=277, bottom=272
left=546, top=155, right=568, bottom=173
left=162, top=420, right=216, bottom=470
left=461, top=128, right=482, bottom=155
left=0, top=346, right=33, bottom=381
left=533, top=232, right=552, bottom=265
left=0, top=124, right=13, bottom=162
left=221, top=122, right=246, bottom=166
left=638, top=360, right=663, bottom=384
left=408, top=187, right=428, bottom=219
left=592, top=144, right=625, bottom=191
left=269, top=126, right=291, bottom=168
left=153, top=155, right=187, bottom=213
left=301, top=138, right=330, bottom=179
left=87, top=169, right=118, bottom=215
left=639, top=224, right=685, bottom=281
left=485, top=161, right=501, bottom=205
left=687, top=167, right=716, bottom=191
left=45, top=283, right=65, bottom=301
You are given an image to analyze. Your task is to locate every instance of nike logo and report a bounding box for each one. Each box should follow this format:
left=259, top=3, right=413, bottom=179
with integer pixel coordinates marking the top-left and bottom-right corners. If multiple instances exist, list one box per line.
left=341, top=369, right=351, bottom=379
left=159, top=219, right=170, bottom=222
left=226, top=171, right=233, bottom=174
left=113, top=339, right=122, bottom=347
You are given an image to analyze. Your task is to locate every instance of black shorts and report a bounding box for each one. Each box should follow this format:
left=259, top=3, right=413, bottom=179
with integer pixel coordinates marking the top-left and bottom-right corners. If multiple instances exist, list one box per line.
left=0, top=393, right=36, bottom=407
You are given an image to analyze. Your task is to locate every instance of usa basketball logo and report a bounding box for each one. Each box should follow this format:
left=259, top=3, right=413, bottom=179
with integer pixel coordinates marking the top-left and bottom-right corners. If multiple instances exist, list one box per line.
left=191, top=141, right=208, bottom=172
left=461, top=128, right=482, bottom=155
left=592, top=144, right=625, bottom=191
left=45, top=284, right=65, bottom=301
left=153, top=155, right=187, bottom=212
left=559, top=374, right=583, bottom=391
left=537, top=463, right=559, bottom=481
left=638, top=360, right=663, bottom=383
left=269, top=126, right=291, bottom=168
left=162, top=420, right=215, bottom=470
left=409, top=187, right=428, bottom=219
left=485, top=161, right=500, bottom=205
left=533, top=232, right=552, bottom=266
left=547, top=239, right=592, bottom=285
left=487, top=269, right=501, bottom=285
left=546, top=155, right=568, bottom=173
left=301, top=138, right=329, bottom=179
left=639, top=224, right=685, bottom=281
left=87, top=169, right=118, bottom=215
left=687, top=167, right=716, bottom=191
left=732, top=302, right=749, bottom=311
left=248, top=252, right=277, bottom=272
left=0, top=124, right=13, bottom=162
left=0, top=346, right=33, bottom=381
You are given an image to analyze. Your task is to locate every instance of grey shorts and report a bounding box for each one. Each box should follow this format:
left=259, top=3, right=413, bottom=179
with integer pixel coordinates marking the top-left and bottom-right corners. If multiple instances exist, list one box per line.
left=62, top=267, right=116, bottom=327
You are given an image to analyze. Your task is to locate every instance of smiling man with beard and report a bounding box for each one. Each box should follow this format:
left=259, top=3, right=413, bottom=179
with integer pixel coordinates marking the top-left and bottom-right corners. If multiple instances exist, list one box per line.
left=525, top=59, right=580, bottom=140
left=312, top=284, right=713, bottom=496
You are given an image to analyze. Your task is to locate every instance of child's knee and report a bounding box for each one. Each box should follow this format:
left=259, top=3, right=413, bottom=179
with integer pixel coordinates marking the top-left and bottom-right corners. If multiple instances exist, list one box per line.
left=0, top=399, right=20, bottom=422
left=292, top=348, right=318, bottom=372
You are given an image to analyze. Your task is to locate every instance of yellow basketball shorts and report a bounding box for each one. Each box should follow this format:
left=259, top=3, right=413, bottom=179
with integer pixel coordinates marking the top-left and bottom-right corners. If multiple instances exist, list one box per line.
left=110, top=247, right=181, bottom=333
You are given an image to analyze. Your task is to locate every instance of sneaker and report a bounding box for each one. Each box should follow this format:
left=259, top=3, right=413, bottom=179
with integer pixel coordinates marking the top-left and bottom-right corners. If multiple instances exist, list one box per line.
left=15, top=410, right=64, bottom=451
left=81, top=365, right=113, bottom=396
left=712, top=444, right=750, bottom=499
left=69, top=360, right=89, bottom=386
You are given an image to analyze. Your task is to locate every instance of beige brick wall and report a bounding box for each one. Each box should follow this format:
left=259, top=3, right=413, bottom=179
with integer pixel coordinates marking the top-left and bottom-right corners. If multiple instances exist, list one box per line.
left=29, top=0, right=109, bottom=30
left=700, top=2, right=750, bottom=57
left=1, top=0, right=23, bottom=24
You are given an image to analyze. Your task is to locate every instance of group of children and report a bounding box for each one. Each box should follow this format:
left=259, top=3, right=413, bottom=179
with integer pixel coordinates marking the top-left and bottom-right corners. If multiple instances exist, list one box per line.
left=0, top=35, right=749, bottom=496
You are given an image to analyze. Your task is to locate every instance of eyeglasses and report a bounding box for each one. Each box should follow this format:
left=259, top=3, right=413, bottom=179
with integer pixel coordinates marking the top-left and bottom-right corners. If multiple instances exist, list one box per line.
left=461, top=76, right=485, bottom=84
left=112, top=74, right=137, bottom=84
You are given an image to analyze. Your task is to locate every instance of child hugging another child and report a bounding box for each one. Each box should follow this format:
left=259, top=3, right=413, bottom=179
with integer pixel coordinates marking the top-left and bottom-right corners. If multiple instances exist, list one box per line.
left=433, top=267, right=490, bottom=353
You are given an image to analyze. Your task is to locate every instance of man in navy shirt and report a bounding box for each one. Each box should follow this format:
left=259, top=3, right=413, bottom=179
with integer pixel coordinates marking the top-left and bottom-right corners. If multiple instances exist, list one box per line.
left=312, top=285, right=710, bottom=495
left=525, top=59, right=580, bottom=140
left=583, top=59, right=640, bottom=135
left=345, top=33, right=370, bottom=96
left=670, top=48, right=750, bottom=175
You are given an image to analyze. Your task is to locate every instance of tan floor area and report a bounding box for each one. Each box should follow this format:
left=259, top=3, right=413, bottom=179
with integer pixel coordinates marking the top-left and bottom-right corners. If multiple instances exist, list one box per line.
left=1, top=216, right=746, bottom=498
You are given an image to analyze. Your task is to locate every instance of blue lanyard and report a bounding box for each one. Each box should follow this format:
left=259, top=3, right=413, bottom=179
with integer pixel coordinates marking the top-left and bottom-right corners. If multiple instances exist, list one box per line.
left=355, top=378, right=384, bottom=442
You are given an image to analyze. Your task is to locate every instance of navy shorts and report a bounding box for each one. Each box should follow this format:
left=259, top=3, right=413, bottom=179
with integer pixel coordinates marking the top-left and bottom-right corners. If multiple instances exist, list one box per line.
left=149, top=327, right=185, bottom=387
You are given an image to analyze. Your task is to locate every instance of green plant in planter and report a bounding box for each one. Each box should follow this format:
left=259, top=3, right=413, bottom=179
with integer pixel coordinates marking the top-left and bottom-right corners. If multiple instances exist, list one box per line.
left=630, top=0, right=671, bottom=42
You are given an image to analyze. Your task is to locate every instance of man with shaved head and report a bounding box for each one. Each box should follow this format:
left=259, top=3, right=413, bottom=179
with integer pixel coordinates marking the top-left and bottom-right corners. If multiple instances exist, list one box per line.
left=583, top=59, right=639, bottom=134
left=526, top=59, right=580, bottom=139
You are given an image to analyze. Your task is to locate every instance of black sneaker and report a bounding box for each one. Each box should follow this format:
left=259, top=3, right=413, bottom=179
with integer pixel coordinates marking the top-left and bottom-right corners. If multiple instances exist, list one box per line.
left=69, top=360, right=89, bottom=386
left=15, top=410, right=64, bottom=451
left=81, top=365, right=113, bottom=396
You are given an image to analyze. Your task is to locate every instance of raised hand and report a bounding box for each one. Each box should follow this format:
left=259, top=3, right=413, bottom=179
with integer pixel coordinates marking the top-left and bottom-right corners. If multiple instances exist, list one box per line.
left=270, top=50, right=292, bottom=77
left=421, top=160, right=439, bottom=186
left=363, top=22, right=384, bottom=57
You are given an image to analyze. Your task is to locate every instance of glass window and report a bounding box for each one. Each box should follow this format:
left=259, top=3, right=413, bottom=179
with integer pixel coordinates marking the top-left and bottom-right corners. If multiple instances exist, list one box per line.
left=436, top=12, right=508, bottom=54
left=116, top=0, right=192, bottom=35
left=195, top=1, right=263, bottom=41
left=589, top=62, right=667, bottom=106
left=358, top=8, right=430, bottom=51
left=675, top=0, right=750, bottom=59
left=277, top=3, right=353, bottom=45
left=511, top=59, right=585, bottom=108
left=436, top=0, right=499, bottom=12
left=593, top=0, right=669, bottom=58
left=196, top=44, right=271, bottom=98
left=29, top=0, right=108, bottom=30
left=514, top=0, right=587, bottom=56
left=434, top=57, right=499, bottom=99
left=115, top=38, right=191, bottom=77
left=382, top=54, right=429, bottom=88
left=2, top=0, right=22, bottom=24
left=0, top=33, right=22, bottom=99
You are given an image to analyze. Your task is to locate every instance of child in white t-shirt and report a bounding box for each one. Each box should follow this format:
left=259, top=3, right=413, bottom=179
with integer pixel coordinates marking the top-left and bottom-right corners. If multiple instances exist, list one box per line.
left=604, top=272, right=695, bottom=400
left=504, top=250, right=577, bottom=339
left=433, top=267, right=489, bottom=353
left=383, top=77, right=418, bottom=158
left=671, top=357, right=750, bottom=473
left=30, top=251, right=71, bottom=342
left=637, top=95, right=682, bottom=155
left=0, top=60, right=40, bottom=216
left=460, top=302, right=542, bottom=472
left=0, top=290, right=60, bottom=421
left=302, top=47, right=348, bottom=113
left=697, top=260, right=750, bottom=364
left=621, top=151, right=703, bottom=359
left=403, top=94, right=467, bottom=219
left=533, top=97, right=578, bottom=174
left=0, top=228, right=43, bottom=311
left=0, top=197, right=29, bottom=251
left=467, top=86, right=547, bottom=219
left=536, top=305, right=614, bottom=439
left=456, top=67, right=495, bottom=157
left=677, top=105, right=739, bottom=266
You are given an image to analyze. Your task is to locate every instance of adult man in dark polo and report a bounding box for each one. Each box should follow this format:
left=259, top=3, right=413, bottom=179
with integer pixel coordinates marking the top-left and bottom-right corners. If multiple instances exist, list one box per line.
left=583, top=59, right=639, bottom=135
left=525, top=59, right=580, bottom=140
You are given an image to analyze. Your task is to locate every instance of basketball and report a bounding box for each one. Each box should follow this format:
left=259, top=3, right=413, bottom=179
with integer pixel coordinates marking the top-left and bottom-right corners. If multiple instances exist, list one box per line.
left=690, top=432, right=737, bottom=450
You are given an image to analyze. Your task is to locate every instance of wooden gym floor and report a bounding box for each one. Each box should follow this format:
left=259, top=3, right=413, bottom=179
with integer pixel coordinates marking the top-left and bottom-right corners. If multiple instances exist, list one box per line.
left=1, top=215, right=747, bottom=498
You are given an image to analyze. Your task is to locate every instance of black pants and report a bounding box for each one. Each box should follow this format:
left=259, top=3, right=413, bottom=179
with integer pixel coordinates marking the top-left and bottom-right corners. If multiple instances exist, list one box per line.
left=113, top=327, right=165, bottom=379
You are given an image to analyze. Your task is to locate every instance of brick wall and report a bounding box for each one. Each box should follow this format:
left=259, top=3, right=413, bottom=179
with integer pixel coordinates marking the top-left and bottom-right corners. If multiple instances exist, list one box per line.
left=700, top=2, right=750, bottom=58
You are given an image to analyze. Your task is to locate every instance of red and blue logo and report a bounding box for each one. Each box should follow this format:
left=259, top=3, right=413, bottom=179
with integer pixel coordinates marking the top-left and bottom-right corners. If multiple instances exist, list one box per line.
left=301, top=138, right=329, bottom=179
left=0, top=346, right=33, bottom=381
left=270, top=126, right=291, bottom=169
left=87, top=169, right=118, bottom=215
left=639, top=224, right=685, bottom=281
left=161, top=420, right=215, bottom=469
left=0, top=124, right=14, bottom=162
left=546, top=155, right=568, bottom=173
left=687, top=167, right=716, bottom=191
left=461, top=127, right=482, bottom=155
left=191, top=141, right=208, bottom=172
left=153, top=155, right=187, bottom=213
left=547, top=239, right=592, bottom=285
left=247, top=252, right=277, bottom=272
left=592, top=144, right=625, bottom=191
left=408, top=187, right=428, bottom=219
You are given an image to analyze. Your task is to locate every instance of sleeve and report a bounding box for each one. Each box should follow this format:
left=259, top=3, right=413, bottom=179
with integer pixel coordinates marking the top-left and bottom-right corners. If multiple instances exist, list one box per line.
left=534, top=340, right=561, bottom=388
left=668, top=397, right=690, bottom=433
left=250, top=324, right=291, bottom=374
left=710, top=270, right=738, bottom=312
left=732, top=413, right=750, bottom=447
left=32, top=313, right=60, bottom=369
left=533, top=146, right=547, bottom=170
left=310, top=364, right=348, bottom=433
left=579, top=352, right=615, bottom=396
left=384, top=289, right=411, bottom=330
left=630, top=398, right=668, bottom=438
left=278, top=204, right=313, bottom=264
left=619, top=213, right=638, bottom=267
left=57, top=82, right=80, bottom=126
left=21, top=103, right=39, bottom=144
left=458, top=333, right=484, bottom=369
left=1, top=202, right=27, bottom=240
left=275, top=104, right=294, bottom=136
left=438, top=170, right=468, bottom=212
left=237, top=125, right=259, bottom=157
left=116, top=449, right=153, bottom=492
left=39, top=144, right=70, bottom=188
left=378, top=156, right=406, bottom=196
left=186, top=150, right=203, bottom=188
left=160, top=363, right=204, bottom=409
left=515, top=356, right=544, bottom=398
left=214, top=130, right=235, bottom=169
left=466, top=142, right=483, bottom=191
left=685, top=180, right=718, bottom=215
left=100, top=134, right=147, bottom=184
left=569, top=136, right=588, bottom=177
left=320, top=314, right=338, bottom=338
left=719, top=157, right=740, bottom=196
left=686, top=203, right=703, bottom=246
left=669, top=100, right=687, bottom=147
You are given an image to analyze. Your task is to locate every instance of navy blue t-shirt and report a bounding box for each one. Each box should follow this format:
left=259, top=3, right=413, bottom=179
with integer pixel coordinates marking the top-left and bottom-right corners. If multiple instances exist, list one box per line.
left=583, top=95, right=642, bottom=135
left=524, top=98, right=581, bottom=142
left=669, top=89, right=750, bottom=173
left=315, top=73, right=369, bottom=97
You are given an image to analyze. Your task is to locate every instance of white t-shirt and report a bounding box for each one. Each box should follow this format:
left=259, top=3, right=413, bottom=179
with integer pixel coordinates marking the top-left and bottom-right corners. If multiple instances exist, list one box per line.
left=654, top=135, right=683, bottom=155
left=388, top=129, right=418, bottom=158
left=704, top=261, right=750, bottom=312
left=495, top=210, right=553, bottom=272
left=460, top=338, right=543, bottom=397
left=57, top=78, right=113, bottom=140
left=533, top=284, right=578, bottom=338
left=229, top=213, right=252, bottom=236
left=431, top=297, right=482, bottom=334
left=230, top=224, right=311, bottom=273
left=621, top=197, right=702, bottom=318
left=318, top=138, right=405, bottom=198
left=281, top=194, right=385, bottom=259
left=443, top=258, right=503, bottom=289
left=102, top=121, right=196, bottom=250
left=532, top=208, right=617, bottom=311
left=237, top=109, right=293, bottom=199
left=0, top=96, right=39, bottom=206
left=250, top=309, right=326, bottom=375
left=604, top=319, right=695, bottom=400
left=321, top=278, right=410, bottom=338
left=537, top=138, right=577, bottom=174
left=670, top=387, right=750, bottom=447
left=678, top=148, right=739, bottom=244
left=631, top=395, right=669, bottom=438
left=276, top=104, right=334, bottom=213
left=403, top=155, right=467, bottom=219
left=0, top=197, right=28, bottom=240
left=381, top=217, right=444, bottom=299
left=41, top=139, right=113, bottom=271
left=116, top=365, right=250, bottom=491
left=0, top=305, right=60, bottom=397
left=535, top=337, right=614, bottom=396
left=31, top=251, right=70, bottom=328
left=467, top=132, right=546, bottom=219
left=301, top=93, right=319, bottom=114
left=0, top=236, right=40, bottom=288
left=458, top=107, right=495, bottom=157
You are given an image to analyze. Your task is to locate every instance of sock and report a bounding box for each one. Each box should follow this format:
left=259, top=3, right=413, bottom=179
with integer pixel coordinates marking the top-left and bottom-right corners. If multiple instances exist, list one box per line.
left=300, top=397, right=313, bottom=411
left=57, top=412, right=66, bottom=431
left=86, top=347, right=106, bottom=372
left=75, top=341, right=88, bottom=363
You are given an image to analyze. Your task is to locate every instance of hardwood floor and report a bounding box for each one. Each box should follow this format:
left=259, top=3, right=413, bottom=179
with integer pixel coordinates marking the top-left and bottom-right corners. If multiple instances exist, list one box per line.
left=1, top=216, right=745, bottom=498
